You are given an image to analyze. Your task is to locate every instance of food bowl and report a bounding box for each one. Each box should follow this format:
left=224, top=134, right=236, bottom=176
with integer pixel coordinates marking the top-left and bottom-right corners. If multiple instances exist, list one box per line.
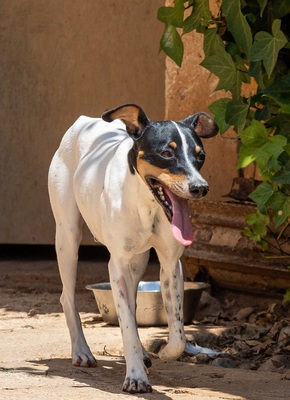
left=86, top=281, right=210, bottom=326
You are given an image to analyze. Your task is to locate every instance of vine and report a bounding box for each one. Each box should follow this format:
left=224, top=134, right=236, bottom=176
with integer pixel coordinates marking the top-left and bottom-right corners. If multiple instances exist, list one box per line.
left=158, top=0, right=290, bottom=257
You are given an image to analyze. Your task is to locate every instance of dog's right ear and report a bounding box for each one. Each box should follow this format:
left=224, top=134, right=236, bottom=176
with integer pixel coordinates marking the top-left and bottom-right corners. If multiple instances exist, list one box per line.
left=102, top=104, right=150, bottom=139
left=180, top=112, right=219, bottom=138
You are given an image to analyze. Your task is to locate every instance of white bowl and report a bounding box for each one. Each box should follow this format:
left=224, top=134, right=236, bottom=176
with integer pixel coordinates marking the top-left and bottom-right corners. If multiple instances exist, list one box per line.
left=86, top=281, right=209, bottom=326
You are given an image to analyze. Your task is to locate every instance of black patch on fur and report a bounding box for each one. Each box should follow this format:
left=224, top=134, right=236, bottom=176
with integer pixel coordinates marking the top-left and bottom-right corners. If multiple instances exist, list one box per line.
left=128, top=145, right=137, bottom=174
left=143, top=356, right=152, bottom=368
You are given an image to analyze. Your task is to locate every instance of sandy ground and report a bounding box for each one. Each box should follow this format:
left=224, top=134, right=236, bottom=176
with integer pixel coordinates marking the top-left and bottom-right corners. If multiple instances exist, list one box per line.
left=1, top=250, right=290, bottom=400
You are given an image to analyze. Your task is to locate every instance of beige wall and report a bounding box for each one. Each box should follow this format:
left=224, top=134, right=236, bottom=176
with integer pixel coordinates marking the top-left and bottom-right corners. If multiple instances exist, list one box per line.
left=0, top=0, right=165, bottom=244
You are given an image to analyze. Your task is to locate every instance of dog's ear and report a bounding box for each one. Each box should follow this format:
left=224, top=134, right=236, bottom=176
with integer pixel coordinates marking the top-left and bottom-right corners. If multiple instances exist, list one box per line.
left=180, top=112, right=219, bottom=138
left=102, top=104, right=150, bottom=139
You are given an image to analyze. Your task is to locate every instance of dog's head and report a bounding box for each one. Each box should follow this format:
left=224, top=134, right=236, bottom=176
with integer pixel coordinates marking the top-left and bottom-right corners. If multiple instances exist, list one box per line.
left=102, top=104, right=218, bottom=246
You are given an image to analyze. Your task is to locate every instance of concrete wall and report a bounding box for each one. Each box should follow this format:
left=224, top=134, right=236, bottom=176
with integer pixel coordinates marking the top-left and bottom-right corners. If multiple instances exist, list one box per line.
left=0, top=0, right=165, bottom=244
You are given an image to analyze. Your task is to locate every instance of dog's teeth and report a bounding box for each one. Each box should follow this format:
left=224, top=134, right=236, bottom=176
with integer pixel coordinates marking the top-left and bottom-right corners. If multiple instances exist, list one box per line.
left=160, top=195, right=165, bottom=201
left=164, top=201, right=169, bottom=206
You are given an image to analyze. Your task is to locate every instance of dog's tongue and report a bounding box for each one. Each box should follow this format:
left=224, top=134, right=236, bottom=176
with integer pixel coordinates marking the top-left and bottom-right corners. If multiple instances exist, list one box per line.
left=164, top=188, right=194, bottom=246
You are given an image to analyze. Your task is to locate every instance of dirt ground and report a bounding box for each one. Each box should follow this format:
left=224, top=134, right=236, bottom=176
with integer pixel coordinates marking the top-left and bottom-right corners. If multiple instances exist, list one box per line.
left=1, top=247, right=290, bottom=400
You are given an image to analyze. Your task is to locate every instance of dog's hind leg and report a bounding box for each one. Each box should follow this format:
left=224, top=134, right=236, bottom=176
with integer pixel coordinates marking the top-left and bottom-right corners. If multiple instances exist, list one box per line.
left=48, top=165, right=97, bottom=368
left=56, top=219, right=97, bottom=367
left=108, top=251, right=153, bottom=393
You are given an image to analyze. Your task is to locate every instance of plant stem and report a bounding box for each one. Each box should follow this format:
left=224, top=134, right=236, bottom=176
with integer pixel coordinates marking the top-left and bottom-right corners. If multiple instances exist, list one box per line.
left=277, top=219, right=290, bottom=242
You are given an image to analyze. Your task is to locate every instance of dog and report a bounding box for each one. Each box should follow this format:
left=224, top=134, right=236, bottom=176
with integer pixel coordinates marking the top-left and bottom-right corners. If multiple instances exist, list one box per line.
left=48, top=104, right=218, bottom=393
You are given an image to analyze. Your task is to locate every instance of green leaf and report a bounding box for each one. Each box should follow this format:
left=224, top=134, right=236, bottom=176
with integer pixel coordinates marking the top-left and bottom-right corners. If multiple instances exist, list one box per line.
left=235, top=60, right=251, bottom=84
left=248, top=61, right=264, bottom=88
left=262, top=135, right=287, bottom=172
left=257, top=0, right=268, bottom=17
left=255, top=103, right=271, bottom=122
left=160, top=24, right=184, bottom=67
left=208, top=98, right=231, bottom=134
left=239, top=120, right=268, bottom=148
left=203, top=27, right=224, bottom=57
left=157, top=1, right=184, bottom=28
left=238, top=146, right=256, bottom=168
left=225, top=100, right=249, bottom=133
left=273, top=0, right=290, bottom=19
left=267, top=191, right=290, bottom=227
left=250, top=19, right=288, bottom=78
left=262, top=76, right=290, bottom=114
left=273, top=196, right=290, bottom=226
left=222, top=0, right=252, bottom=57
left=200, top=48, right=237, bottom=92
left=266, top=191, right=287, bottom=215
left=246, top=211, right=269, bottom=237
left=239, top=124, right=286, bottom=172
left=201, top=28, right=250, bottom=99
left=267, top=113, right=290, bottom=136
left=183, top=0, right=211, bottom=34
left=244, top=210, right=270, bottom=249
left=243, top=226, right=268, bottom=250
left=249, top=182, right=274, bottom=211
left=237, top=120, right=269, bottom=168
left=272, top=164, right=290, bottom=184
left=285, top=145, right=290, bottom=155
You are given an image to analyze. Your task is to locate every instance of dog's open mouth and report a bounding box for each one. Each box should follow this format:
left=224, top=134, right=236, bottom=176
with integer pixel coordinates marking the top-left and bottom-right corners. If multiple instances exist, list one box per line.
left=147, top=178, right=173, bottom=221
left=147, top=178, right=194, bottom=246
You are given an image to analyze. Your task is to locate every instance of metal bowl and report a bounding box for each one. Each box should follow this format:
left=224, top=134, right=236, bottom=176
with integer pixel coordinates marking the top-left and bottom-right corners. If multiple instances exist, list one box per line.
left=86, top=281, right=209, bottom=326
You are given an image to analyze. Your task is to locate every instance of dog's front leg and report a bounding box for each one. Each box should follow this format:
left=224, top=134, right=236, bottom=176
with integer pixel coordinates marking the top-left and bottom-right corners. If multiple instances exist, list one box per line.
left=109, top=256, right=152, bottom=394
left=158, top=255, right=186, bottom=361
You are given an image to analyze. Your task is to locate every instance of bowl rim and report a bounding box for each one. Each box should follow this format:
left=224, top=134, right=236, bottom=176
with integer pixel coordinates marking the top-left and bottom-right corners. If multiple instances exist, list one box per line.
left=86, top=281, right=210, bottom=292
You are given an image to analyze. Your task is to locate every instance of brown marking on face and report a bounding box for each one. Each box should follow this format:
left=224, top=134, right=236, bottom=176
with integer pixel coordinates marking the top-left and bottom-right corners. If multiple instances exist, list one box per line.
left=169, top=141, right=177, bottom=149
left=136, top=157, right=189, bottom=197
left=138, top=150, right=145, bottom=157
left=195, top=145, right=201, bottom=153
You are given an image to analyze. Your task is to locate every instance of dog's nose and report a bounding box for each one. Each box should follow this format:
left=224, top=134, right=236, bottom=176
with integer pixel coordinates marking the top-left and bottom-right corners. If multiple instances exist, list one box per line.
left=189, top=183, right=209, bottom=199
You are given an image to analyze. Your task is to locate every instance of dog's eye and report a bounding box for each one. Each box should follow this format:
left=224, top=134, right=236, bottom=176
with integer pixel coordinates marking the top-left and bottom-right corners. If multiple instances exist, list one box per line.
left=161, top=150, right=174, bottom=159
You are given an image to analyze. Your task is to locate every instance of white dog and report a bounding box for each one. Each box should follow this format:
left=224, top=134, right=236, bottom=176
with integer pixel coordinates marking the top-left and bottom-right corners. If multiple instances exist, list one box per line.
left=48, top=104, right=218, bottom=393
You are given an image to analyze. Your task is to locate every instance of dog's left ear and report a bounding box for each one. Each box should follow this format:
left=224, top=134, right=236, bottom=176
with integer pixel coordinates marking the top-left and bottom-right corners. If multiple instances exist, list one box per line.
left=102, top=104, right=150, bottom=138
left=180, top=112, right=219, bottom=138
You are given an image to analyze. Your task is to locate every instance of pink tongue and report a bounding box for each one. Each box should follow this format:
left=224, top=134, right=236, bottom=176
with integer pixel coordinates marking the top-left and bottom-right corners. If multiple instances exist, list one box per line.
left=164, top=189, right=194, bottom=246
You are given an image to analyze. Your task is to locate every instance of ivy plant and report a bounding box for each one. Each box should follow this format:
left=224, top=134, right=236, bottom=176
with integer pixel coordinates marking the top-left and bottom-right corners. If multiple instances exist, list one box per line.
left=158, top=0, right=290, bottom=257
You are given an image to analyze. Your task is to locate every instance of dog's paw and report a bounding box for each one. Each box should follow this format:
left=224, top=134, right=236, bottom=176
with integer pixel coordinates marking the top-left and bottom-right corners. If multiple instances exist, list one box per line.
left=122, top=377, right=153, bottom=393
left=158, top=341, right=185, bottom=361
left=72, top=353, right=97, bottom=367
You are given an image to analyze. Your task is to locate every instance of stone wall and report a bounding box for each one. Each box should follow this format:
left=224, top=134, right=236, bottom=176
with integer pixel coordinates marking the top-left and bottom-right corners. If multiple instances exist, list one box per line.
left=164, top=0, right=238, bottom=202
